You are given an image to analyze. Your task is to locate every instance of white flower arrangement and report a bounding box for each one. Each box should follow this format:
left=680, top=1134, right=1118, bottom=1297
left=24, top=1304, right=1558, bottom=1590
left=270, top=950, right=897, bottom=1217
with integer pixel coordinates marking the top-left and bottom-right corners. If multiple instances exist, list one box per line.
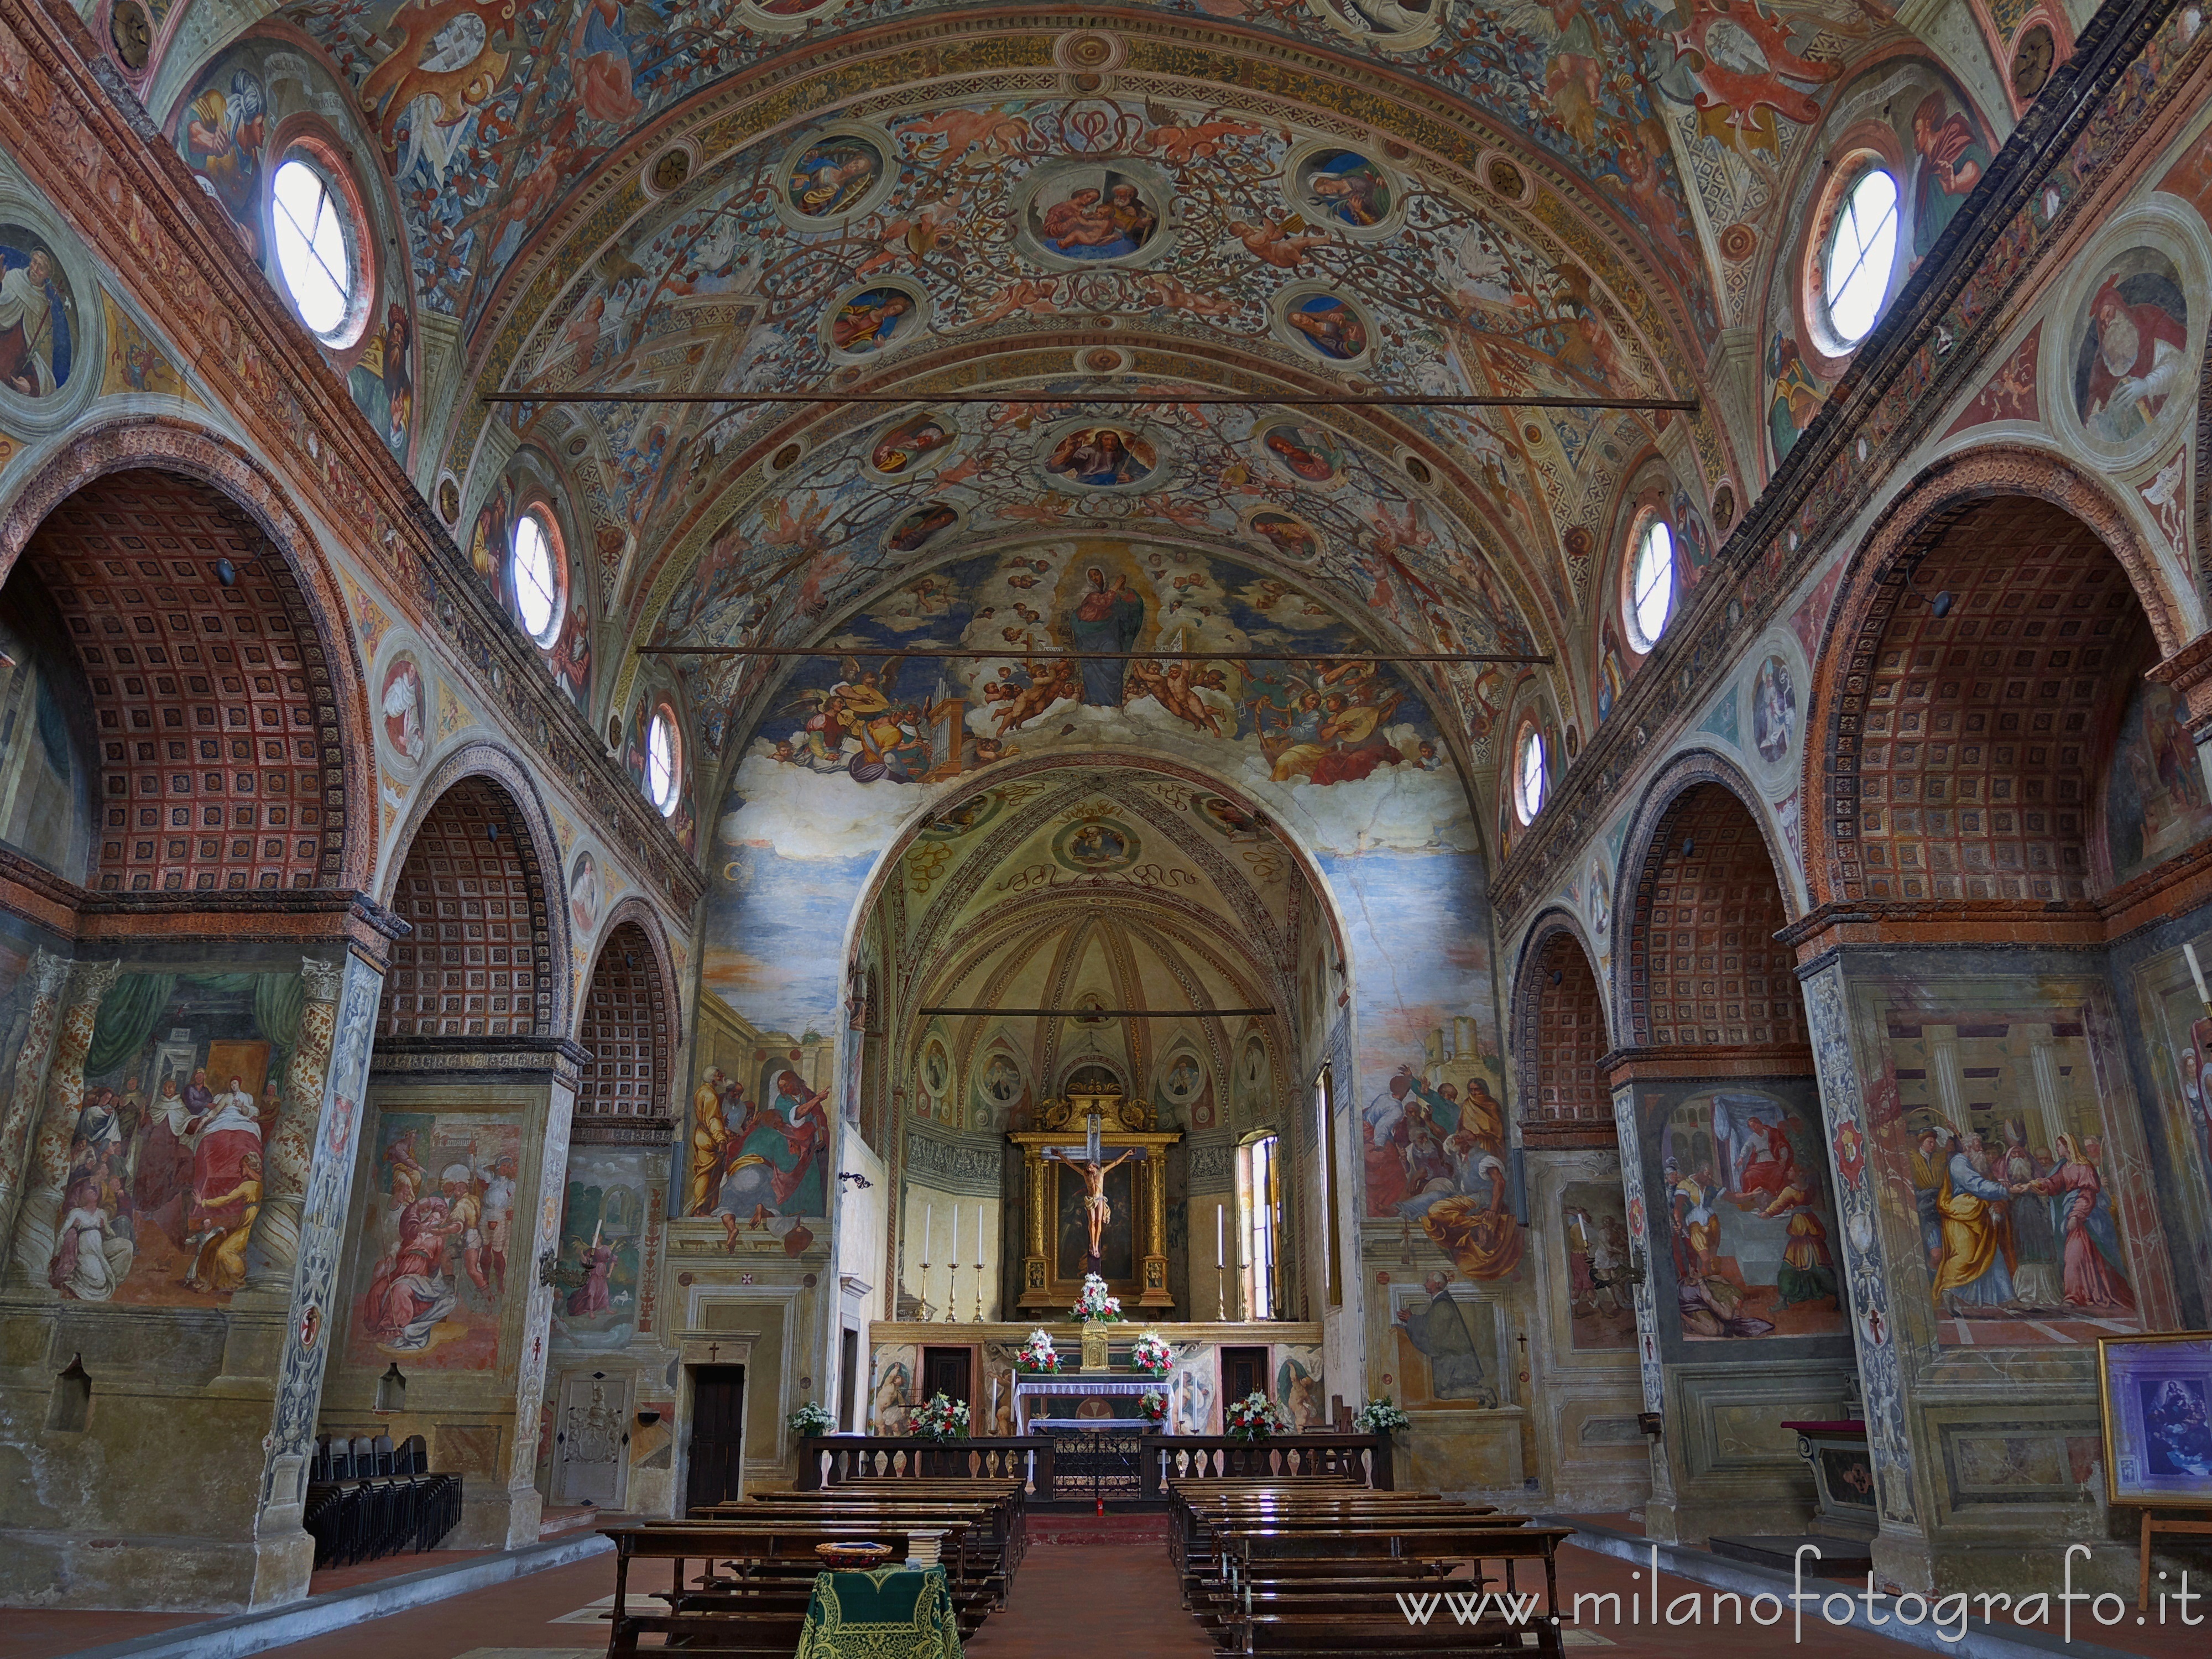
left=1016, top=1328, right=1063, bottom=1372
left=1224, top=1390, right=1290, bottom=1443
left=787, top=1400, right=835, bottom=1437
left=1071, top=1272, right=1124, bottom=1322
left=912, top=1391, right=970, bottom=1442
left=1354, top=1396, right=1411, bottom=1434
left=1130, top=1329, right=1173, bottom=1373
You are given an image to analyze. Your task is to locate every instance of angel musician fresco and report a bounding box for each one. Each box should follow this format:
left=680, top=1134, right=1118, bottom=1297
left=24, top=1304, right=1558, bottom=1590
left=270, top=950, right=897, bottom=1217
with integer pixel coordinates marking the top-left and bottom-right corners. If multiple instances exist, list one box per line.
left=766, top=651, right=1009, bottom=784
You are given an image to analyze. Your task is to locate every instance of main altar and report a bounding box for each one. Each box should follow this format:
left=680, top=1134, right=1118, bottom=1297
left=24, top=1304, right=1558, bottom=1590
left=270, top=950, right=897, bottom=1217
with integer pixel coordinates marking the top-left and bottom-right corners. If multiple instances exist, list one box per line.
left=1008, top=1088, right=1180, bottom=1312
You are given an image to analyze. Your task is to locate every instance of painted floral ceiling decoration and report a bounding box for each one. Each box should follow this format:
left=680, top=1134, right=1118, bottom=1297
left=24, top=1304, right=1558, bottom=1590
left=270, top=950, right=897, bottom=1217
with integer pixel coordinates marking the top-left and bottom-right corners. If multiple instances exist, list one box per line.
left=141, top=0, right=2015, bottom=833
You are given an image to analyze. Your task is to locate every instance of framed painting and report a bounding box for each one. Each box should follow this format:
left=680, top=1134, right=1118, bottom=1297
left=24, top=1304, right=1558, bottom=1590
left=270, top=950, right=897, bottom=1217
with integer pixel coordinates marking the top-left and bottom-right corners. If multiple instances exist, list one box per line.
left=2099, top=1331, right=2212, bottom=1505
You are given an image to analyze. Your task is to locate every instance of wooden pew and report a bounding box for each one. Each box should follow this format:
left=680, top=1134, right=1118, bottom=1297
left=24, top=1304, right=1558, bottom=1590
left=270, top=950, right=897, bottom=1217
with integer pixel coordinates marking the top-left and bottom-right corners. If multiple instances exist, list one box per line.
left=1207, top=1524, right=1573, bottom=1659
left=598, top=1517, right=986, bottom=1655
left=712, top=1491, right=1020, bottom=1605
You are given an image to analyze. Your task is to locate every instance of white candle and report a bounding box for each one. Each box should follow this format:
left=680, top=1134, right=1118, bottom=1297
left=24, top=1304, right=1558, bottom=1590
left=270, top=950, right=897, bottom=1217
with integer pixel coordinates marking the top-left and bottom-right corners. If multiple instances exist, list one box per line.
left=1216, top=1204, right=1224, bottom=1269
left=953, top=1203, right=960, bottom=1265
left=977, top=1206, right=984, bottom=1262
left=2188, top=942, right=2210, bottom=1006
left=924, top=1203, right=932, bottom=1259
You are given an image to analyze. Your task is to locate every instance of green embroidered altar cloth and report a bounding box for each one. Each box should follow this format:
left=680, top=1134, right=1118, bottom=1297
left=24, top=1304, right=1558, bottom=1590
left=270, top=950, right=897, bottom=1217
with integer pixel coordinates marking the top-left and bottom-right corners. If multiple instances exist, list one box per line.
left=794, top=1564, right=963, bottom=1659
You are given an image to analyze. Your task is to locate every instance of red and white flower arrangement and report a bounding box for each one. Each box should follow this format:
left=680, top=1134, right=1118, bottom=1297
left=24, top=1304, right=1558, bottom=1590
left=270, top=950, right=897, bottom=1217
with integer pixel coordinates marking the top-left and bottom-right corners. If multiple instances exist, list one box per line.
left=1140, top=1389, right=1168, bottom=1423
left=1070, top=1273, right=1124, bottom=1322
left=1130, top=1329, right=1173, bottom=1374
left=1015, top=1328, right=1063, bottom=1373
left=1224, top=1390, right=1290, bottom=1443
left=912, top=1391, right=970, bottom=1442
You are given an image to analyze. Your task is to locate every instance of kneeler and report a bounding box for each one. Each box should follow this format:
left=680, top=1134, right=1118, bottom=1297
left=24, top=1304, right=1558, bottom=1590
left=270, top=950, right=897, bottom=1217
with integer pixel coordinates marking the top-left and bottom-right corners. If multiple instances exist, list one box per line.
left=794, top=1564, right=963, bottom=1659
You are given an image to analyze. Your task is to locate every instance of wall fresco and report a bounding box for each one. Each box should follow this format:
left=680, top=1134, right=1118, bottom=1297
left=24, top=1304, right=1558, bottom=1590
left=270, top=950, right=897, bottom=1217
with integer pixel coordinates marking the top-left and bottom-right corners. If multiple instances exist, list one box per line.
left=1640, top=1080, right=1847, bottom=1344
left=2104, top=676, right=2212, bottom=885
left=345, top=1109, right=523, bottom=1369
left=1855, top=979, right=2154, bottom=1346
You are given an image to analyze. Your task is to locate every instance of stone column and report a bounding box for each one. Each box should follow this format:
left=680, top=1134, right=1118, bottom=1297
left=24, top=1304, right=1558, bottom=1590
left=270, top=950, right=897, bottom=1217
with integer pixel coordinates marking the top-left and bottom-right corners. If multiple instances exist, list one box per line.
left=10, top=958, right=120, bottom=1288
left=248, top=952, right=386, bottom=1606
left=2025, top=1027, right=2069, bottom=1153
left=0, top=950, right=74, bottom=1255
left=499, top=1070, right=578, bottom=1548
left=1926, top=1026, right=1966, bottom=1134
left=245, top=956, right=347, bottom=1291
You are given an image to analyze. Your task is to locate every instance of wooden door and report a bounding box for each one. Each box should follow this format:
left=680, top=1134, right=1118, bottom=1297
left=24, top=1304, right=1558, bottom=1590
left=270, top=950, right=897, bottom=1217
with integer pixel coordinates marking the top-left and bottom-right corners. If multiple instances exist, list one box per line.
left=921, top=1345, right=972, bottom=1409
left=1220, top=1345, right=1269, bottom=1408
left=685, top=1365, right=745, bottom=1514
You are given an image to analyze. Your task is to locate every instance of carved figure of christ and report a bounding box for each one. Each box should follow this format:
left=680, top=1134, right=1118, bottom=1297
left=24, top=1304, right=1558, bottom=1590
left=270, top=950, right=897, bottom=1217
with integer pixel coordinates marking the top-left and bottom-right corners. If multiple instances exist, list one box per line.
left=1046, top=1145, right=1142, bottom=1265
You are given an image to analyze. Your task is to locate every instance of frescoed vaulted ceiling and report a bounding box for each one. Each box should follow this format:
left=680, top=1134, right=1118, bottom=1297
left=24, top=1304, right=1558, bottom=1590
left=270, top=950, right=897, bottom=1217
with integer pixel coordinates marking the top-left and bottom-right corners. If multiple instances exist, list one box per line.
left=134, top=0, right=2028, bottom=841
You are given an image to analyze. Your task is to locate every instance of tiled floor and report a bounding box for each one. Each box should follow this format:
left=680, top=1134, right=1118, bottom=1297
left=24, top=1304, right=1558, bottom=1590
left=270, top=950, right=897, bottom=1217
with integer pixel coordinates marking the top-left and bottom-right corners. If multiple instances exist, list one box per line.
left=9, top=1530, right=2212, bottom=1658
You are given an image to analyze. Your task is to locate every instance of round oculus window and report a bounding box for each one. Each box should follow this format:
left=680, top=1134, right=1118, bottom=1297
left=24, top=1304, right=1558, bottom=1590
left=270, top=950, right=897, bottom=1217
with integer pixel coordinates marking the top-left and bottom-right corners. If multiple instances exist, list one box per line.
left=1628, top=516, right=1675, bottom=650
left=1514, top=725, right=1547, bottom=825
left=646, top=709, right=681, bottom=815
left=510, top=509, right=562, bottom=645
left=1822, top=167, right=1899, bottom=348
left=271, top=157, right=358, bottom=341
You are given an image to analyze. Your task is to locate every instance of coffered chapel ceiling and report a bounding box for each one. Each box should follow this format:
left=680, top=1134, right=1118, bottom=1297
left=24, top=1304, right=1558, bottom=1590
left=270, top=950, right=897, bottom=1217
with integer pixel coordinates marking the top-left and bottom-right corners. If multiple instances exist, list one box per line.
left=136, top=0, right=2018, bottom=808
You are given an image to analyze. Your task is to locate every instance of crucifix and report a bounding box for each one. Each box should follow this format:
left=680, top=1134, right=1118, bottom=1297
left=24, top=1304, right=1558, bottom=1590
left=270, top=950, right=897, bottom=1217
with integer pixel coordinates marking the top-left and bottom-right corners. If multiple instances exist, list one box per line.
left=1041, top=1104, right=1149, bottom=1274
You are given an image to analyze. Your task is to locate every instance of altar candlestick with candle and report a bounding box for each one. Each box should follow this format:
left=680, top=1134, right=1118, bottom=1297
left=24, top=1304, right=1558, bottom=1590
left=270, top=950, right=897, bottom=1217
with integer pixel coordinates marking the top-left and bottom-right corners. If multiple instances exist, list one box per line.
left=946, top=1204, right=961, bottom=1321
left=921, top=1203, right=933, bottom=1318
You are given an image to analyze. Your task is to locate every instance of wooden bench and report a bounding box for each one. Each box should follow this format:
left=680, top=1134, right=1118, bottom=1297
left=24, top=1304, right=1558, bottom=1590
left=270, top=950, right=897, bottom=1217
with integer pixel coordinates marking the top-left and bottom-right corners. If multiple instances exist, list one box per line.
left=1207, top=1526, right=1572, bottom=1659
left=599, top=1517, right=988, bottom=1654
left=711, top=1494, right=1019, bottom=1605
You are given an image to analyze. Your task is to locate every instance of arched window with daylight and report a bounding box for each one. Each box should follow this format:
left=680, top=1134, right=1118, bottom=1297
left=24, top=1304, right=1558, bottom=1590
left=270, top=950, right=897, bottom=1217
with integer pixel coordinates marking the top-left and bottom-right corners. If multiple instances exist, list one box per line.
left=1237, top=1130, right=1281, bottom=1321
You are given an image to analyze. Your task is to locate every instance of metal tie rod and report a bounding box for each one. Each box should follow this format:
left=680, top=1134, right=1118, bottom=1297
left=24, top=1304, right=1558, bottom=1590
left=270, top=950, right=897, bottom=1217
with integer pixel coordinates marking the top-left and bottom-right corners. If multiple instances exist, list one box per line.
left=482, top=390, right=1694, bottom=409
left=638, top=645, right=1551, bottom=663
left=916, top=1007, right=1275, bottom=1018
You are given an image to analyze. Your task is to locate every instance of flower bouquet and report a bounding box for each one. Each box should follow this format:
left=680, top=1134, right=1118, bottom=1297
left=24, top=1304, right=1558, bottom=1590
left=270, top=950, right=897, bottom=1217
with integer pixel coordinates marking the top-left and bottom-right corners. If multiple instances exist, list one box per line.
left=1014, top=1328, right=1064, bottom=1373
left=1224, top=1390, right=1289, bottom=1443
left=1354, top=1396, right=1411, bottom=1435
left=1130, top=1329, right=1173, bottom=1374
left=1140, top=1389, right=1168, bottom=1424
left=787, top=1400, right=835, bottom=1437
left=912, top=1391, right=970, bottom=1442
left=1070, top=1272, right=1124, bottom=1322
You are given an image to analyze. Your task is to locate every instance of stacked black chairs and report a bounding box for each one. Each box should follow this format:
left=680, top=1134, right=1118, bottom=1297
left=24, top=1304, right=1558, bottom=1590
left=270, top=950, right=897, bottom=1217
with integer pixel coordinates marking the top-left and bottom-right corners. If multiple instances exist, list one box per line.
left=304, top=1433, right=461, bottom=1568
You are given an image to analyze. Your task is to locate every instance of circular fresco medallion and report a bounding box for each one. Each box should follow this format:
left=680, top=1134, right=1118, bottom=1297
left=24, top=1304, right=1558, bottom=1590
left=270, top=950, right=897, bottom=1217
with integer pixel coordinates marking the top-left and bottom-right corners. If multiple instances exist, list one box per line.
left=1588, top=858, right=1611, bottom=941
left=1013, top=159, right=1175, bottom=270
left=1286, top=143, right=1399, bottom=239
left=569, top=848, right=602, bottom=935
left=1254, top=419, right=1347, bottom=487
left=1041, top=420, right=1162, bottom=492
left=822, top=279, right=928, bottom=362
left=884, top=499, right=963, bottom=555
left=1275, top=288, right=1373, bottom=366
left=865, top=409, right=961, bottom=479
left=378, top=648, right=430, bottom=771
left=1243, top=503, right=1323, bottom=564
left=921, top=788, right=1003, bottom=841
left=0, top=219, right=95, bottom=427
left=2065, top=243, right=2196, bottom=458
left=1160, top=1051, right=1204, bottom=1107
left=1751, top=651, right=1798, bottom=771
left=1196, top=793, right=1267, bottom=841
left=1053, top=817, right=1141, bottom=873
left=776, top=125, right=896, bottom=228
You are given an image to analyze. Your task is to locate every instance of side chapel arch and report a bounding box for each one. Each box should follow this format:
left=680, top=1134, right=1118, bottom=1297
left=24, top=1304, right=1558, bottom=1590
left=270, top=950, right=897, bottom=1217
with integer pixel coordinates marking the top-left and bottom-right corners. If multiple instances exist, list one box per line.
left=1511, top=912, right=1614, bottom=1146
left=1613, top=751, right=1805, bottom=1053
left=1801, top=445, right=2185, bottom=908
left=0, top=420, right=375, bottom=889
left=573, top=898, right=681, bottom=1133
left=376, top=741, right=572, bottom=1038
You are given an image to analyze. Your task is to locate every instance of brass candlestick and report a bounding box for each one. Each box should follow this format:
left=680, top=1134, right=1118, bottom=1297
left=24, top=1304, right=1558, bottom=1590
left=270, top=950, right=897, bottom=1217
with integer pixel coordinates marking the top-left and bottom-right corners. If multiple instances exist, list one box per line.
left=973, top=1257, right=985, bottom=1322
left=943, top=1259, right=961, bottom=1320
